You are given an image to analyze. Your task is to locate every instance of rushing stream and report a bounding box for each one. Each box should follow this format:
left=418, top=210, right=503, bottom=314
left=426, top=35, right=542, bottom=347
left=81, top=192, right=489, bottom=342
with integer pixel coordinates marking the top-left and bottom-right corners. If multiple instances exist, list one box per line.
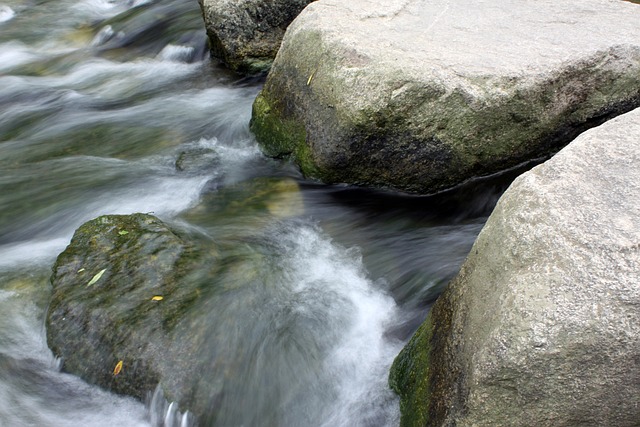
left=0, top=0, right=514, bottom=425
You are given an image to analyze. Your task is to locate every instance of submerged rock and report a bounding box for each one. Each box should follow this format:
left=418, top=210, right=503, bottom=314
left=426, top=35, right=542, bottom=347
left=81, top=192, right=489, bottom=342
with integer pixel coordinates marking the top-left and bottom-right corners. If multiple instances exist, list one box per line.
left=251, top=0, right=640, bottom=194
left=198, top=0, right=315, bottom=74
left=175, top=146, right=220, bottom=173
left=389, top=108, right=640, bottom=425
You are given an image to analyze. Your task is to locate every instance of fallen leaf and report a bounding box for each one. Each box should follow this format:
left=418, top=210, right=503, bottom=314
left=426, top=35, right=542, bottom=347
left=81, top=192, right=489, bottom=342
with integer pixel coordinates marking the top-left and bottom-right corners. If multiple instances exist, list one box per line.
left=77, top=268, right=85, bottom=273
left=113, top=360, right=123, bottom=376
left=307, top=71, right=315, bottom=86
left=151, top=295, right=163, bottom=301
left=86, top=269, right=106, bottom=287
left=118, top=230, right=129, bottom=236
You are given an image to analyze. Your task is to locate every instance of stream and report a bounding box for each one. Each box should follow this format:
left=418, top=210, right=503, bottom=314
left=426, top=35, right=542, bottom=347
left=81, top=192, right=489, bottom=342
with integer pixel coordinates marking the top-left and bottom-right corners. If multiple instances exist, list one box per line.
left=0, top=0, right=513, bottom=425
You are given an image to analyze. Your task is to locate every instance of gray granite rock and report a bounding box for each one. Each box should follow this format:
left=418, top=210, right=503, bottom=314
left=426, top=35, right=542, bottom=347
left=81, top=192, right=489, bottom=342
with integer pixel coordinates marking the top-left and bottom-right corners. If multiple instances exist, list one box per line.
left=198, top=0, right=315, bottom=74
left=390, top=108, right=640, bottom=426
left=251, top=0, right=640, bottom=194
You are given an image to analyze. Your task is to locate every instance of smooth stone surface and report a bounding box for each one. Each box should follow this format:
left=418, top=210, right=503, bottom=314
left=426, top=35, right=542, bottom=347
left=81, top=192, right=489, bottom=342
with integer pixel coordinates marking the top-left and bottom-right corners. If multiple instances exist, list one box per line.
left=389, top=108, right=640, bottom=426
left=198, top=0, right=315, bottom=74
left=251, top=0, right=640, bottom=194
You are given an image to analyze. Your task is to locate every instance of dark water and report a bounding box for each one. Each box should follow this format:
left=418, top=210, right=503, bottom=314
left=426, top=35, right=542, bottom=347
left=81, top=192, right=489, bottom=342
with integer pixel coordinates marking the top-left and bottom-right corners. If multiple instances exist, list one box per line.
left=0, top=0, right=511, bottom=425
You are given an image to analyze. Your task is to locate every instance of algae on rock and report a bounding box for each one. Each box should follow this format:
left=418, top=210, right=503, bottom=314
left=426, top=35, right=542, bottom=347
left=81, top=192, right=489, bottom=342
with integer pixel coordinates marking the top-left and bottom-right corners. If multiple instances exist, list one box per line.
left=46, top=213, right=218, bottom=417
left=251, top=0, right=640, bottom=194
left=45, top=179, right=308, bottom=423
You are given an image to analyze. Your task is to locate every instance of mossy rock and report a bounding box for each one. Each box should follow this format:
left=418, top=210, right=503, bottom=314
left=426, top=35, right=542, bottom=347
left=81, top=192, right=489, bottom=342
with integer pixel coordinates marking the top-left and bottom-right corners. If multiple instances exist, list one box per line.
left=252, top=0, right=640, bottom=194
left=45, top=203, right=307, bottom=424
left=46, top=214, right=218, bottom=417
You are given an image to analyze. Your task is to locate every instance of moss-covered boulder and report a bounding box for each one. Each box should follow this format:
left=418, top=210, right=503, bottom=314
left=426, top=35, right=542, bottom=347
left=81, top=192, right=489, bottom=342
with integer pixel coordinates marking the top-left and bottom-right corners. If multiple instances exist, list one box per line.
left=45, top=178, right=307, bottom=423
left=46, top=214, right=217, bottom=420
left=198, top=0, right=315, bottom=74
left=390, top=108, right=640, bottom=425
left=251, top=0, right=640, bottom=194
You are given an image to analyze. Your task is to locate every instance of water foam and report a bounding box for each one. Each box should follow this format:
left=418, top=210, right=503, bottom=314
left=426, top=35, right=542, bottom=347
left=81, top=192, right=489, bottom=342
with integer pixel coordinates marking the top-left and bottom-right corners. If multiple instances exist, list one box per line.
left=0, top=42, right=36, bottom=71
left=276, top=223, right=402, bottom=426
left=156, top=45, right=195, bottom=63
left=29, top=57, right=200, bottom=99
left=90, top=25, right=117, bottom=46
left=0, top=5, right=14, bottom=23
left=73, top=0, right=137, bottom=20
left=0, top=238, right=71, bottom=270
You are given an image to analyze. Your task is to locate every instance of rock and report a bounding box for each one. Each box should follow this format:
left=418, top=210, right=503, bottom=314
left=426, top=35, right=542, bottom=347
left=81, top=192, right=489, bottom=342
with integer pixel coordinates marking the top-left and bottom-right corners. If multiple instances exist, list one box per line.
left=198, top=0, right=315, bottom=74
left=175, top=146, right=220, bottom=173
left=389, top=108, right=640, bottom=426
left=45, top=189, right=305, bottom=424
left=183, top=176, right=304, bottom=234
left=251, top=0, right=640, bottom=194
left=46, top=214, right=218, bottom=421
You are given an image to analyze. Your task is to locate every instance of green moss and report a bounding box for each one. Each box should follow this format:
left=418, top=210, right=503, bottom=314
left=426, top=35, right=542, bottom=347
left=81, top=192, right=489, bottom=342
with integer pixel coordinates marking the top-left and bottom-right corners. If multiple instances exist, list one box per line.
left=390, top=312, right=435, bottom=427
left=251, top=92, right=303, bottom=156
left=250, top=91, right=320, bottom=177
left=291, top=135, right=321, bottom=177
left=236, top=58, right=273, bottom=76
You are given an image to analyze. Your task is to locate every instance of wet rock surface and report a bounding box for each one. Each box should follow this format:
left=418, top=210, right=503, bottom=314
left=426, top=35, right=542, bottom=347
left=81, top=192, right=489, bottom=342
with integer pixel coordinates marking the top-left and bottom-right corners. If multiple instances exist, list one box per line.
left=45, top=177, right=309, bottom=424
left=252, top=0, right=640, bottom=194
left=46, top=214, right=216, bottom=420
left=390, top=108, right=640, bottom=426
left=198, top=0, right=315, bottom=74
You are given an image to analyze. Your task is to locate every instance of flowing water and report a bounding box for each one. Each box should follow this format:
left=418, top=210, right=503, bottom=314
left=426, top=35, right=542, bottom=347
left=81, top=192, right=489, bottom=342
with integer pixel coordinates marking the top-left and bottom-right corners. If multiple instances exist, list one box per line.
left=0, top=0, right=515, bottom=425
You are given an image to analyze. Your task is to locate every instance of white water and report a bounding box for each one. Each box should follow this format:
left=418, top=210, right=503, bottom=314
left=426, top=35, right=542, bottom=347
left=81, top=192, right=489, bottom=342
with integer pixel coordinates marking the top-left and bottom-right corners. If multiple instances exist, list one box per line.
left=0, top=5, right=14, bottom=22
left=280, top=225, right=402, bottom=426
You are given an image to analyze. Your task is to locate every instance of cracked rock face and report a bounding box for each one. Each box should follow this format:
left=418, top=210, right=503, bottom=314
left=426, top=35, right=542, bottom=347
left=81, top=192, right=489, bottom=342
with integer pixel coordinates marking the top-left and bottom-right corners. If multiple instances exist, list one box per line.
left=251, top=0, right=640, bottom=194
left=198, top=0, right=315, bottom=74
left=390, top=108, right=640, bottom=426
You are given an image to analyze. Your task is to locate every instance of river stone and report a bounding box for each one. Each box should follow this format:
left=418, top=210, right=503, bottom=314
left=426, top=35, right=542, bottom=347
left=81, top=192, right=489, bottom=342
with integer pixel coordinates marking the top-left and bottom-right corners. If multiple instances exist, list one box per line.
left=251, top=0, right=640, bottom=194
left=175, top=146, right=220, bottom=173
left=46, top=214, right=220, bottom=421
left=389, top=108, right=640, bottom=426
left=198, top=0, right=315, bottom=74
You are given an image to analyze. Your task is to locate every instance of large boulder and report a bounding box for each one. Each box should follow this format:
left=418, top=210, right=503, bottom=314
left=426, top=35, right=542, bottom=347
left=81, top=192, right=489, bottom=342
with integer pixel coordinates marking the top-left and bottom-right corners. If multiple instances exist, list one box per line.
left=251, top=0, right=640, bottom=194
left=198, top=0, right=315, bottom=74
left=389, top=108, right=640, bottom=426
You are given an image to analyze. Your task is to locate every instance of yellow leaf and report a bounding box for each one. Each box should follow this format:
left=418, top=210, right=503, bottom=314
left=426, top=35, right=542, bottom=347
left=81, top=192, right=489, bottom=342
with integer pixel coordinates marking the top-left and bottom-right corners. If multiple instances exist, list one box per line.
left=118, top=230, right=129, bottom=236
left=151, top=295, right=163, bottom=301
left=78, top=268, right=85, bottom=273
left=86, top=269, right=106, bottom=287
left=307, top=70, right=316, bottom=86
left=113, top=360, right=123, bottom=376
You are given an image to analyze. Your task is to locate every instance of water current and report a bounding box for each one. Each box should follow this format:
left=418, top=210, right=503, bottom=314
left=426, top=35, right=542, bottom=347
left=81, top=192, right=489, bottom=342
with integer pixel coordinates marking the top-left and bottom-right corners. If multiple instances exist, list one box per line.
left=0, top=0, right=516, bottom=425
